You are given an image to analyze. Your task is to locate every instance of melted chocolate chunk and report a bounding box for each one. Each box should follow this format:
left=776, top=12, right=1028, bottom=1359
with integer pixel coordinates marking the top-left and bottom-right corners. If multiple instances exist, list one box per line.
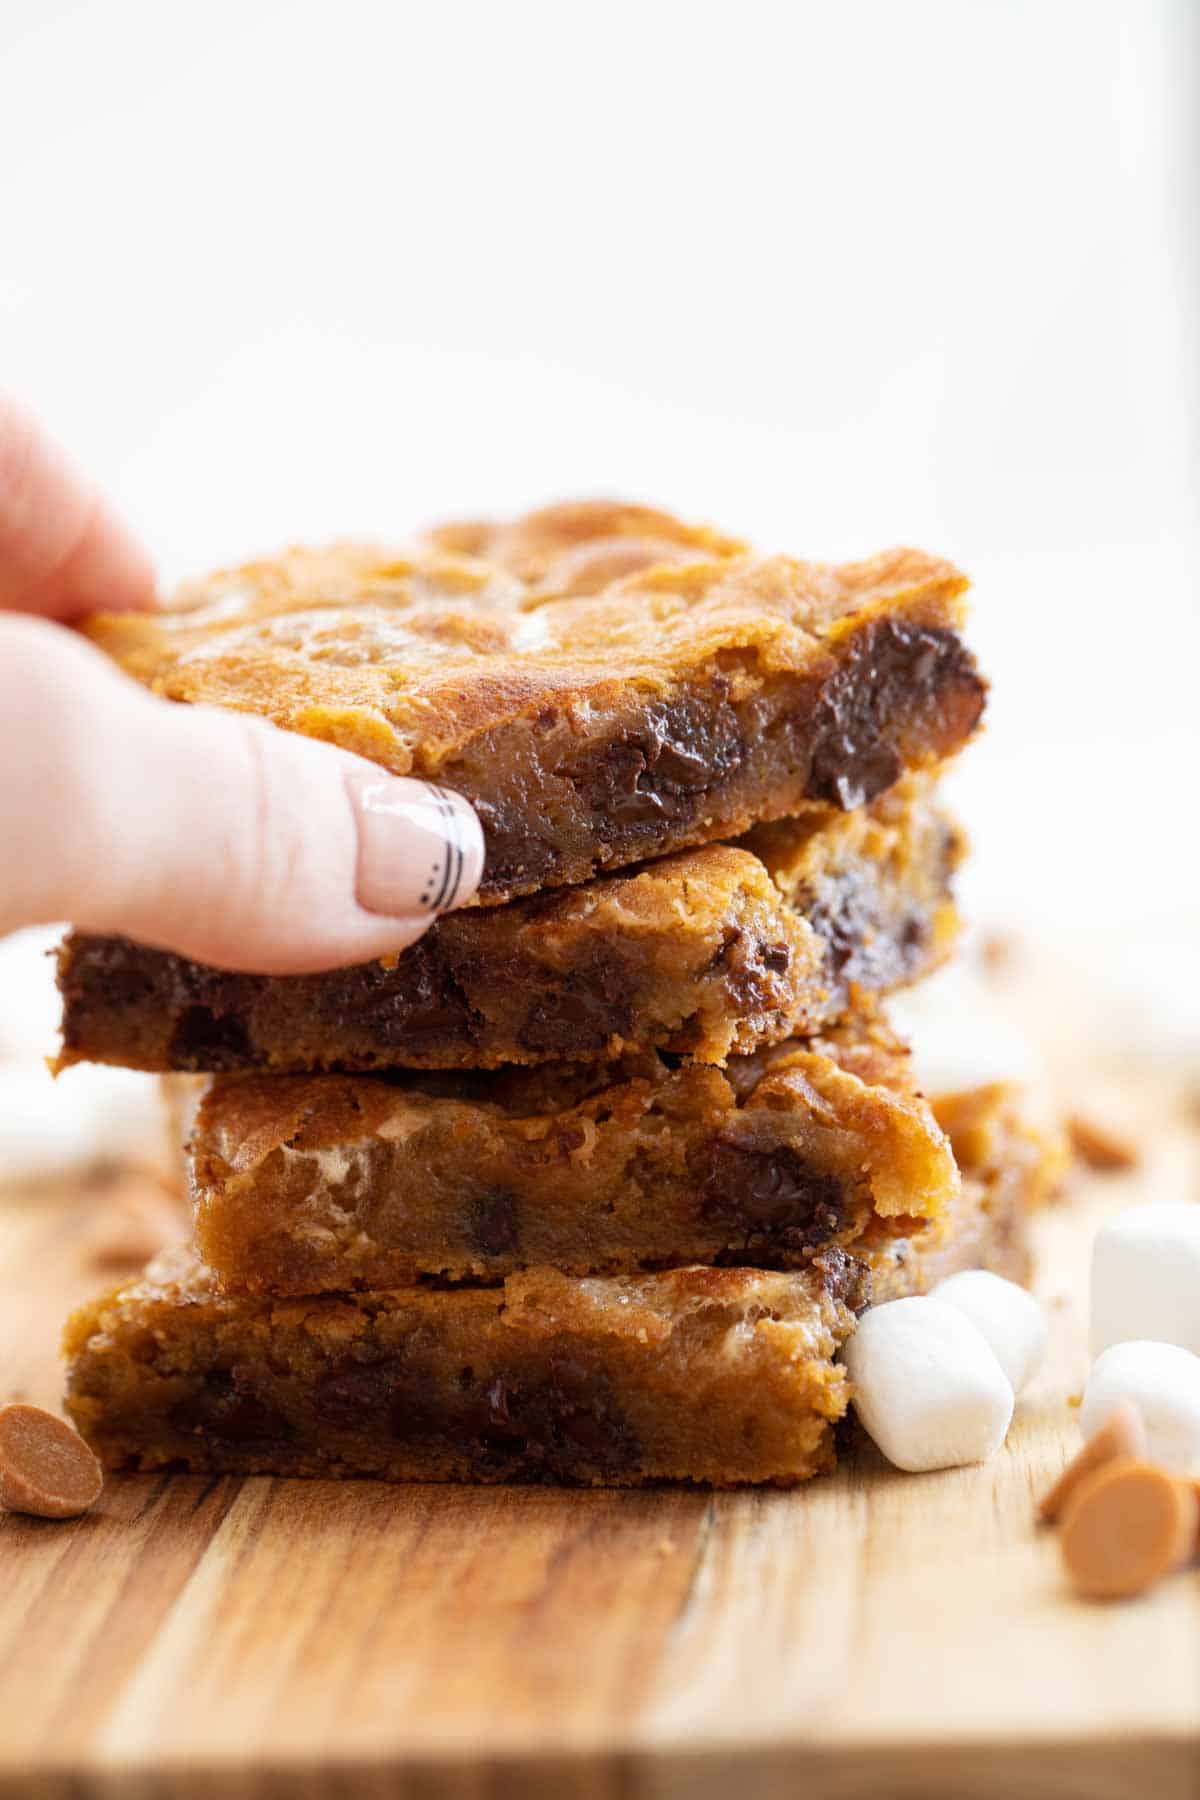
left=810, top=1246, right=871, bottom=1311
left=313, top=1352, right=451, bottom=1443
left=808, top=620, right=984, bottom=810
left=167, top=1005, right=255, bottom=1071
left=703, top=1141, right=847, bottom=1260
left=60, top=934, right=172, bottom=1021
left=310, top=1345, right=638, bottom=1481
left=463, top=1352, right=640, bottom=1480
left=582, top=691, right=744, bottom=838
left=63, top=936, right=249, bottom=1063
left=310, top=949, right=480, bottom=1054
left=802, top=860, right=932, bottom=1002
left=708, top=931, right=795, bottom=1011
left=516, top=965, right=635, bottom=1055
left=899, top=913, right=927, bottom=953
left=467, top=1188, right=522, bottom=1259
left=804, top=867, right=881, bottom=985
left=471, top=799, right=561, bottom=897
left=312, top=1359, right=399, bottom=1430
left=170, top=1370, right=293, bottom=1446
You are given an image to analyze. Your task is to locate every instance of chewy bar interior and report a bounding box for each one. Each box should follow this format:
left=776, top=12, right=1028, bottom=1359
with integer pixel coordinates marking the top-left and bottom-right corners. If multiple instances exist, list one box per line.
left=65, top=1257, right=863, bottom=1488
left=62, top=1090, right=1044, bottom=1490
left=56, top=777, right=962, bottom=1076
left=82, top=503, right=985, bottom=906
left=183, top=1012, right=960, bottom=1294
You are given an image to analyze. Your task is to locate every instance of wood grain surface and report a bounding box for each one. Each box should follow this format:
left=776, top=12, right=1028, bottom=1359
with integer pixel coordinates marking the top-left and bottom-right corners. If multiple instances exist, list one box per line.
left=0, top=1068, right=1198, bottom=1799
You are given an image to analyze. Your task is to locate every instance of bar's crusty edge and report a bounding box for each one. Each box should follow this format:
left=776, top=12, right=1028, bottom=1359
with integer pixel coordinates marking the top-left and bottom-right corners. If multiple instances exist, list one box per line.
left=81, top=502, right=985, bottom=906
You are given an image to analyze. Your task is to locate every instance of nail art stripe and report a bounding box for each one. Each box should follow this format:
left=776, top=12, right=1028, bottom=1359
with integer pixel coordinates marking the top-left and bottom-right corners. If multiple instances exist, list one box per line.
left=421, top=782, right=466, bottom=912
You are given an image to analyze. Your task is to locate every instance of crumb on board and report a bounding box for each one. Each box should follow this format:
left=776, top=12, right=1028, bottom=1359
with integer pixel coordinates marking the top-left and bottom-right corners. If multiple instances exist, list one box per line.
left=1066, top=1113, right=1140, bottom=1173
left=979, top=931, right=1018, bottom=978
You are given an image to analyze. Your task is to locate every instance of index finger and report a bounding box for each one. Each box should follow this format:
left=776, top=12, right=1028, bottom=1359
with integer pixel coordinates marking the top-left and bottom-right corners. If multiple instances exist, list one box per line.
left=0, top=393, right=156, bottom=620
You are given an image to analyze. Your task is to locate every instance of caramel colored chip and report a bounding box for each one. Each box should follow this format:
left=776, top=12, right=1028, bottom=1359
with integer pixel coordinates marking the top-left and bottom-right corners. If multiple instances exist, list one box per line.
left=1060, top=1458, right=1197, bottom=1599
left=1038, top=1401, right=1149, bottom=1523
left=980, top=931, right=1017, bottom=977
left=0, top=1403, right=103, bottom=1519
left=1066, top=1113, right=1140, bottom=1173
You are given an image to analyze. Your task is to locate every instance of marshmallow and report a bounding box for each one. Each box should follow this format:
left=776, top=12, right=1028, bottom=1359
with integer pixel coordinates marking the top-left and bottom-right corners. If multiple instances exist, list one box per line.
left=841, top=1297, right=1014, bottom=1472
left=930, top=1269, right=1048, bottom=1394
left=1090, top=1202, right=1200, bottom=1357
left=1081, top=1341, right=1200, bottom=1473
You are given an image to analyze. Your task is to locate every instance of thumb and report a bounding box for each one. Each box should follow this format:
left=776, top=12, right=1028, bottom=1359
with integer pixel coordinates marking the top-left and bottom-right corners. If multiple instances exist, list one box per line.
left=0, top=615, right=485, bottom=972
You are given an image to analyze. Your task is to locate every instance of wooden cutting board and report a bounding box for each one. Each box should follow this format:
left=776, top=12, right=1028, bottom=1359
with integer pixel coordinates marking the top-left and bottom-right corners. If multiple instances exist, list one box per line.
left=0, top=1067, right=1197, bottom=1799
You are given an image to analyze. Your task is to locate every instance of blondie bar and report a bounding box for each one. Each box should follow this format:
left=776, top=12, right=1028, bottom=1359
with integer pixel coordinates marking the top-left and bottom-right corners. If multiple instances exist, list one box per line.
left=61, top=1086, right=1047, bottom=1488
left=183, top=1014, right=959, bottom=1292
left=56, top=779, right=961, bottom=1074
left=83, top=503, right=985, bottom=904
left=65, top=1256, right=861, bottom=1487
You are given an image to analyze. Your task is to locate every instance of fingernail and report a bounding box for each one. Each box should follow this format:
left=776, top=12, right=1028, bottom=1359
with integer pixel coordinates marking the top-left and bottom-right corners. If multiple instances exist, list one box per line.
left=349, top=775, right=485, bottom=918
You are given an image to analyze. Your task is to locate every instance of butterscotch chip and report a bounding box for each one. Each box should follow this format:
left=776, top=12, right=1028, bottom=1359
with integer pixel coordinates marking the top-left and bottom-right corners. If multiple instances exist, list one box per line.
left=0, top=1403, right=103, bottom=1519
left=1060, top=1459, right=1197, bottom=1599
left=1066, top=1113, right=1140, bottom=1173
left=979, top=931, right=1017, bottom=977
left=1038, top=1401, right=1149, bottom=1523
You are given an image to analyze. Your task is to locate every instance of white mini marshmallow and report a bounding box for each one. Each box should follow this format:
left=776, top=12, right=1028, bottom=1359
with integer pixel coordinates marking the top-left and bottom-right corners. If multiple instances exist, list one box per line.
left=930, top=1269, right=1048, bottom=1394
left=841, top=1296, right=1014, bottom=1472
left=1090, top=1202, right=1200, bottom=1357
left=1081, top=1341, right=1200, bottom=1472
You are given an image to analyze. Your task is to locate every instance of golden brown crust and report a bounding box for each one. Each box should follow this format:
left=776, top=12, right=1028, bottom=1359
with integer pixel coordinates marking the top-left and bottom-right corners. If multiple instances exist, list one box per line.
left=82, top=503, right=982, bottom=903
left=422, top=498, right=749, bottom=594
left=87, top=541, right=969, bottom=754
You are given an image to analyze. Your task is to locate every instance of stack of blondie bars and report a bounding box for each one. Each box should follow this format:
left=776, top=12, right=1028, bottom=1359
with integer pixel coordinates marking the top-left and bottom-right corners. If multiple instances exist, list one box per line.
left=57, top=503, right=1058, bottom=1486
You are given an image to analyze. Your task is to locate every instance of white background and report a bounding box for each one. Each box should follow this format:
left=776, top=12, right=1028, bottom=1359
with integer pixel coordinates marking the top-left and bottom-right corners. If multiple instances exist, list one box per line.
left=3, top=0, right=1199, bottom=1079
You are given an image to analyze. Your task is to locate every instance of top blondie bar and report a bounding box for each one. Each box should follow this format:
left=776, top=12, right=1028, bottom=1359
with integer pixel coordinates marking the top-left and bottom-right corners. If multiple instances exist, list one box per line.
left=85, top=501, right=986, bottom=905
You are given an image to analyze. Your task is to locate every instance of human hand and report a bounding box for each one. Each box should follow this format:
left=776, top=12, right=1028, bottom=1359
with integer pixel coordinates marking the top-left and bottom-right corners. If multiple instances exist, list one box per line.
left=0, top=396, right=484, bottom=971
